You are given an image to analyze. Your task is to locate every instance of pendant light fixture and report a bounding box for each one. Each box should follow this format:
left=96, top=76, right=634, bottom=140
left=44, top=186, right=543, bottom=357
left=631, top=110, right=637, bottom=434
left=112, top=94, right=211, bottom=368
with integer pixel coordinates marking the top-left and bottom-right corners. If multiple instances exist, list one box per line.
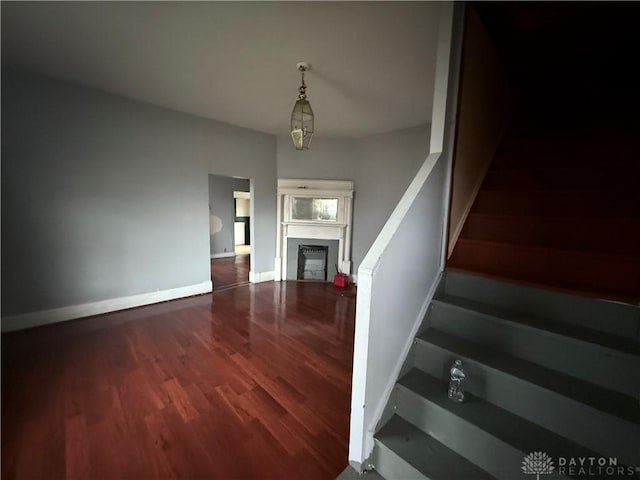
left=290, top=62, right=314, bottom=150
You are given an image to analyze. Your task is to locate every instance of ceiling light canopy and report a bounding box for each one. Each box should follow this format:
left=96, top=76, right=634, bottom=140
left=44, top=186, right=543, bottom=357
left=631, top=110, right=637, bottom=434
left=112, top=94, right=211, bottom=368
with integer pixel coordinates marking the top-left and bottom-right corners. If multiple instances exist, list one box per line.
left=290, top=62, right=314, bottom=150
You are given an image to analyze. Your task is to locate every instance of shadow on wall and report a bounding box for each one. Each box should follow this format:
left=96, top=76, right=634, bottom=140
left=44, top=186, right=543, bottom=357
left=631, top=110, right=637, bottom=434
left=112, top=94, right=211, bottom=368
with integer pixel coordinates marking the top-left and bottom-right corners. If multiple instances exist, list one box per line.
left=447, top=5, right=514, bottom=255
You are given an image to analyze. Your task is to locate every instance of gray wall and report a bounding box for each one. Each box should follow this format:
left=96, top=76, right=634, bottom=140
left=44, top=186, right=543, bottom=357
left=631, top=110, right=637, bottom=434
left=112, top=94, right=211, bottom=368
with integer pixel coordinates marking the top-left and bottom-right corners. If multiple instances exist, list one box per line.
left=277, top=124, right=430, bottom=275
left=200, top=123, right=276, bottom=274
left=208, top=174, right=249, bottom=255
left=1, top=69, right=276, bottom=318
left=2, top=67, right=429, bottom=320
left=352, top=125, right=431, bottom=271
left=277, top=136, right=357, bottom=180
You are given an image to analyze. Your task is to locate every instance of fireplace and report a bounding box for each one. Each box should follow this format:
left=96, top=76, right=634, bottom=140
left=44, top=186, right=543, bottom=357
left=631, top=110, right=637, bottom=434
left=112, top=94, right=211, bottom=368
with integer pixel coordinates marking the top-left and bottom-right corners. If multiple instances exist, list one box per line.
left=297, top=245, right=329, bottom=281
left=285, top=239, right=339, bottom=281
left=276, top=179, right=354, bottom=282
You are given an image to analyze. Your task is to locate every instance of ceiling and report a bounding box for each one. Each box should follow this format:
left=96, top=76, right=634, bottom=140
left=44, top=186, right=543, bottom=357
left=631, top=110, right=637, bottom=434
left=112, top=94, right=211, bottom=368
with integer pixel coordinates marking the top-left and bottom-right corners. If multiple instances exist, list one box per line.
left=1, top=2, right=441, bottom=139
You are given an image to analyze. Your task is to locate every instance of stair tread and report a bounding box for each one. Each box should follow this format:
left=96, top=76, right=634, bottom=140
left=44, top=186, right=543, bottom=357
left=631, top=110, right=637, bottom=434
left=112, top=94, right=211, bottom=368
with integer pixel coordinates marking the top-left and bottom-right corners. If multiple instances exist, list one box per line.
left=398, top=368, right=636, bottom=473
left=478, top=188, right=640, bottom=195
left=432, top=294, right=640, bottom=357
left=462, top=224, right=640, bottom=260
left=492, top=156, right=640, bottom=170
left=454, top=237, right=640, bottom=261
left=376, top=415, right=496, bottom=480
left=467, top=212, right=640, bottom=223
left=446, top=264, right=639, bottom=306
left=444, top=270, right=640, bottom=338
left=488, top=165, right=639, bottom=173
left=462, top=213, right=640, bottom=256
left=481, top=188, right=640, bottom=194
left=472, top=189, right=640, bottom=218
left=448, top=239, right=640, bottom=303
left=418, top=329, right=640, bottom=424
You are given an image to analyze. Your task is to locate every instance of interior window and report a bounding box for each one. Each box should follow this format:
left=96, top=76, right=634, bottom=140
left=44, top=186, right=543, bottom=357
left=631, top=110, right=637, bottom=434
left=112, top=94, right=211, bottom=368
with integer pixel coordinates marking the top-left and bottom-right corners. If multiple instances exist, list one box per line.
left=292, top=198, right=338, bottom=222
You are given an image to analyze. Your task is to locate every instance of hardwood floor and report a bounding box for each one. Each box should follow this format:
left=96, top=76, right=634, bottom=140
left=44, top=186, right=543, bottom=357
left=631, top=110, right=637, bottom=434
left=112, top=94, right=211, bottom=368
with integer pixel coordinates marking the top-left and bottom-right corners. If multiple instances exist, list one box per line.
left=2, top=281, right=357, bottom=480
left=211, top=254, right=251, bottom=290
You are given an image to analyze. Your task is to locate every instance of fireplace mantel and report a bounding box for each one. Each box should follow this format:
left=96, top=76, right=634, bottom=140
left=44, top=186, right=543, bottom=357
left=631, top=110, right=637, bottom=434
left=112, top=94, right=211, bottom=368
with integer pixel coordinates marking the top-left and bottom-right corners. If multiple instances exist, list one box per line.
left=275, top=179, right=354, bottom=281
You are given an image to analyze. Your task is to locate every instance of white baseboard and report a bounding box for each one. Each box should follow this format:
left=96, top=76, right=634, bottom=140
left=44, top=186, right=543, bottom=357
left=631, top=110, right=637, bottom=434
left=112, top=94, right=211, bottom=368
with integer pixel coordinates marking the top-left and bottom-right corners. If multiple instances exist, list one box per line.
left=274, top=257, right=282, bottom=281
left=1, top=280, right=213, bottom=333
left=211, top=252, right=235, bottom=259
left=249, top=271, right=275, bottom=283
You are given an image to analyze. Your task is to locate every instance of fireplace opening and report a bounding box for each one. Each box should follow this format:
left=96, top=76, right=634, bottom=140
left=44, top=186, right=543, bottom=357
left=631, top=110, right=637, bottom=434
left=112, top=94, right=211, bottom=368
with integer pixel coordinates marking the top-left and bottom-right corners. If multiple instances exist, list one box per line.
left=297, top=245, right=329, bottom=281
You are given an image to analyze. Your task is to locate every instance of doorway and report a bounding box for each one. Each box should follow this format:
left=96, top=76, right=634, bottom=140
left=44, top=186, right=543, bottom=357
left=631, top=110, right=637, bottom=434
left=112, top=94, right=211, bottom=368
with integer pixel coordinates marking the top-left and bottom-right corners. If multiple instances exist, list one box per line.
left=233, top=190, right=251, bottom=255
left=208, top=174, right=252, bottom=290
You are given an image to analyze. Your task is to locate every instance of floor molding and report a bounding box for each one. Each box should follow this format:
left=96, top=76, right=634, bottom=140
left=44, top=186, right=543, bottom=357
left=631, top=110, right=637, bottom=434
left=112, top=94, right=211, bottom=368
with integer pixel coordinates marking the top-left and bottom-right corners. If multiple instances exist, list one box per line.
left=1, top=281, right=213, bottom=332
left=211, top=252, right=235, bottom=259
left=249, top=271, right=275, bottom=283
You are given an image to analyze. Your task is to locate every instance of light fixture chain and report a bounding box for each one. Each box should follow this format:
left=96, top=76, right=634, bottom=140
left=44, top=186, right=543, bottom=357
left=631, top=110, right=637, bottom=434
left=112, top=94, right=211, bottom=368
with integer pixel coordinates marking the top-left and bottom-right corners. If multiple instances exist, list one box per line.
left=298, top=69, right=307, bottom=99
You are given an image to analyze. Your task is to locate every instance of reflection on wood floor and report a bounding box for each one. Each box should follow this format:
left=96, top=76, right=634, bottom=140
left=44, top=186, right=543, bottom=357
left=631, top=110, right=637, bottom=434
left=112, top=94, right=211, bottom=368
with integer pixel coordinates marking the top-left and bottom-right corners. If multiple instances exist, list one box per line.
left=2, top=281, right=357, bottom=480
left=211, top=253, right=250, bottom=290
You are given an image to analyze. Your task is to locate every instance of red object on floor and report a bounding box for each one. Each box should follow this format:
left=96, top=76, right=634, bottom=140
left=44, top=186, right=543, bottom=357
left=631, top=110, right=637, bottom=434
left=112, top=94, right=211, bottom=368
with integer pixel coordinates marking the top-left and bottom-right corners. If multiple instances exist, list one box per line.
left=333, top=273, right=349, bottom=288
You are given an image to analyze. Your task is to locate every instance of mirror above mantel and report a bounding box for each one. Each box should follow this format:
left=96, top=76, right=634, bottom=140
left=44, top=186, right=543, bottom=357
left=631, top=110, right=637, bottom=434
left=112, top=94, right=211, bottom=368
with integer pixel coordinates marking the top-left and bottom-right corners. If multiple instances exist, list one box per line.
left=275, top=179, right=354, bottom=282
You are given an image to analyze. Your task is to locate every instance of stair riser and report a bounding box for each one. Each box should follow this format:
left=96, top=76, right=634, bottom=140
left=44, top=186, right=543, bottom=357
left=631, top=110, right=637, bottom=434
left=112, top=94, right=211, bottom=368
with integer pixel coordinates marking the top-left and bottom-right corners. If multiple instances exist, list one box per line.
left=412, top=339, right=640, bottom=465
left=372, top=439, right=427, bottom=480
left=473, top=191, right=640, bottom=217
left=483, top=168, right=637, bottom=191
left=443, top=271, right=640, bottom=339
left=493, top=136, right=640, bottom=170
left=396, top=385, right=557, bottom=480
left=462, top=215, right=640, bottom=255
left=493, top=152, right=640, bottom=170
left=429, top=303, right=640, bottom=396
left=449, top=239, right=640, bottom=301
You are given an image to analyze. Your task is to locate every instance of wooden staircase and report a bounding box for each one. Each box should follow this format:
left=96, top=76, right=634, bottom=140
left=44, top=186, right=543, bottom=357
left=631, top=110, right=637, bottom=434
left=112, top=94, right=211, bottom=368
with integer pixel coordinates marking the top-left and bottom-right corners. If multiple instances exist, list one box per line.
left=358, top=130, right=640, bottom=480
left=449, top=129, right=640, bottom=304
left=368, top=271, right=640, bottom=480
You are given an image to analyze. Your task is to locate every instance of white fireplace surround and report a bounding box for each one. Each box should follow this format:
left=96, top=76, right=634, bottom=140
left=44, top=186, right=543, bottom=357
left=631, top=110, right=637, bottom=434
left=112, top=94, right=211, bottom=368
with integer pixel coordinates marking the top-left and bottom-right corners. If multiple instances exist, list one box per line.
left=275, top=179, right=354, bottom=281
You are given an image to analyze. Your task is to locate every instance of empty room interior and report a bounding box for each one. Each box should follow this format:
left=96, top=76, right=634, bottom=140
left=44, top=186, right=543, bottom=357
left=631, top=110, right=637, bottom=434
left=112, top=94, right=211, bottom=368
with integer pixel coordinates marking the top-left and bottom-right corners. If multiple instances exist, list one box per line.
left=2, top=2, right=639, bottom=480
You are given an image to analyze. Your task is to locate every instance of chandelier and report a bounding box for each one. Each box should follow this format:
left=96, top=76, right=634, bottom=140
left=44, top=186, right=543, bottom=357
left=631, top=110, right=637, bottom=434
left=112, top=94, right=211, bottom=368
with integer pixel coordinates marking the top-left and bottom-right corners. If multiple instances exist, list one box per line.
left=290, top=62, right=314, bottom=150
